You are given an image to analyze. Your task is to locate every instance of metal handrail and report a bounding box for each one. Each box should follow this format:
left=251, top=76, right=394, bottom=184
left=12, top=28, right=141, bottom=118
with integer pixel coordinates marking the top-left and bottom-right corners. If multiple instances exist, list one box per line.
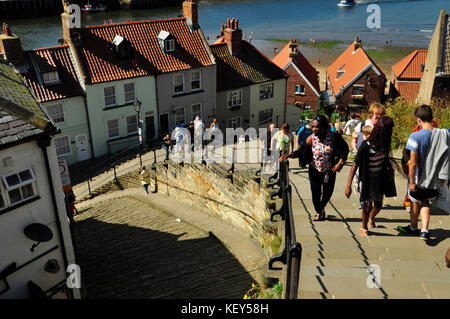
left=268, top=160, right=302, bottom=299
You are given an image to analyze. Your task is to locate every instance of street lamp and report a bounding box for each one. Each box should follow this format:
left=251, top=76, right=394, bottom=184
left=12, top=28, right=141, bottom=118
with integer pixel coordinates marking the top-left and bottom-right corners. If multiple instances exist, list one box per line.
left=134, top=99, right=143, bottom=165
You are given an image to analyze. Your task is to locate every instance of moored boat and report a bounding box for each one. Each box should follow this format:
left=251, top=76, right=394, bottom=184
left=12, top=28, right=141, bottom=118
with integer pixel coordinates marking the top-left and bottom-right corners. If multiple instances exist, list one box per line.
left=81, top=2, right=106, bottom=13
left=337, top=0, right=357, bottom=7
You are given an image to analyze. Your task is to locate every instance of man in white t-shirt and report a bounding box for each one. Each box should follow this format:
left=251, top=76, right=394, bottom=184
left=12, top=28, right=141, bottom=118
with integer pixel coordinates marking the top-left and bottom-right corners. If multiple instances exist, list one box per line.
left=351, top=104, right=385, bottom=153
left=343, top=113, right=360, bottom=135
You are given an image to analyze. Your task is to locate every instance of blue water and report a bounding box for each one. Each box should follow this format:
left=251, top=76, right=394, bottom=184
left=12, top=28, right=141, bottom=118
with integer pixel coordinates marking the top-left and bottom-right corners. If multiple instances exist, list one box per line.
left=5, top=0, right=449, bottom=50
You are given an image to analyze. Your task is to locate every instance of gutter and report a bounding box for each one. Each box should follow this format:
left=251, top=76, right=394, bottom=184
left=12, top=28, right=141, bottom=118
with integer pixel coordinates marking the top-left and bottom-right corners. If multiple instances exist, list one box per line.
left=36, top=135, right=71, bottom=298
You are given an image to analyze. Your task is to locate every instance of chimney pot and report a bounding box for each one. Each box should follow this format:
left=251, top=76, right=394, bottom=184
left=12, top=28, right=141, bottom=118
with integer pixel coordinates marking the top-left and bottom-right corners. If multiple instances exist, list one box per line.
left=224, top=18, right=242, bottom=55
left=183, top=0, right=198, bottom=26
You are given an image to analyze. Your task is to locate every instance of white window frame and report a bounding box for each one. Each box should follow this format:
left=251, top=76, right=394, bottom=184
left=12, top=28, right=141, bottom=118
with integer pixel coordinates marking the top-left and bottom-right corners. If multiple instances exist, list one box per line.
left=352, top=84, right=364, bottom=96
left=54, top=135, right=72, bottom=157
left=165, top=39, right=175, bottom=52
left=295, top=84, right=305, bottom=95
left=227, top=90, right=242, bottom=108
left=191, top=70, right=201, bottom=91
left=1, top=168, right=38, bottom=207
left=191, top=103, right=202, bottom=121
left=107, top=119, right=120, bottom=140
left=127, top=115, right=138, bottom=135
left=104, top=86, right=117, bottom=107
left=227, top=117, right=241, bottom=129
left=43, top=71, right=59, bottom=85
left=174, top=106, right=186, bottom=126
left=173, top=73, right=185, bottom=94
left=46, top=103, right=65, bottom=124
left=124, top=82, right=136, bottom=103
left=259, top=83, right=274, bottom=100
left=258, top=109, right=273, bottom=126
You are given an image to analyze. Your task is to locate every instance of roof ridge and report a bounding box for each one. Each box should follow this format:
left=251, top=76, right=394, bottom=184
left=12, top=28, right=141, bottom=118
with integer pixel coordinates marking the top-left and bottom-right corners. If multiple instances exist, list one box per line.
left=27, top=44, right=69, bottom=52
left=85, top=16, right=185, bottom=29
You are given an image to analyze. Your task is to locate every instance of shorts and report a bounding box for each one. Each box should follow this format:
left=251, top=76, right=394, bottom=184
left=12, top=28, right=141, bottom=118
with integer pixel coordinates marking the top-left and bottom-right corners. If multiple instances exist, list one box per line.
left=409, top=188, right=439, bottom=202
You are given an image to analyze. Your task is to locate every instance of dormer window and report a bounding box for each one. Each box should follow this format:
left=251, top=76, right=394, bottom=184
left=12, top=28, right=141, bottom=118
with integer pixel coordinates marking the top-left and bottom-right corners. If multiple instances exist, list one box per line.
left=158, top=30, right=176, bottom=53
left=336, top=64, right=346, bottom=80
left=43, top=71, right=59, bottom=85
left=111, top=35, right=134, bottom=60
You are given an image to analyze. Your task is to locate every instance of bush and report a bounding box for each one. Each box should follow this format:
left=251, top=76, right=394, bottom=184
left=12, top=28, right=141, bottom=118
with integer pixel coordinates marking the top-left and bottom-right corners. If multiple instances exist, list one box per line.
left=299, top=109, right=314, bottom=121
left=385, top=97, right=450, bottom=149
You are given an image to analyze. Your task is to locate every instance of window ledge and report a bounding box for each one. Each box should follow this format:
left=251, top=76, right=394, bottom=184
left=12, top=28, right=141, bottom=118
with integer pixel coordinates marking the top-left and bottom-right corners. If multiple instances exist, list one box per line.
left=228, top=105, right=241, bottom=111
left=172, top=89, right=204, bottom=98
left=0, top=196, right=41, bottom=216
left=103, top=102, right=135, bottom=111
left=295, top=93, right=306, bottom=96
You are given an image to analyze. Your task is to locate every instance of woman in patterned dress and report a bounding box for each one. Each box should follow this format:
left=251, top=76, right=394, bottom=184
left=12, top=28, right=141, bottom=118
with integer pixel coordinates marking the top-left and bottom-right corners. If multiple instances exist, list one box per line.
left=281, top=115, right=349, bottom=221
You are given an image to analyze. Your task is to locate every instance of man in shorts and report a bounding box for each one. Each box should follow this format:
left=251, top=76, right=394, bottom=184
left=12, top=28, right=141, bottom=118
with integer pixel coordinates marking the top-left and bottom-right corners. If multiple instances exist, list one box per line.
left=396, top=105, right=449, bottom=242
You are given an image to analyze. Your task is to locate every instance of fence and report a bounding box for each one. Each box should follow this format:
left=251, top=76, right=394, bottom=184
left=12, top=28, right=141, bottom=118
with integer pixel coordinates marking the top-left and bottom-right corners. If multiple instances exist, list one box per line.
left=267, top=160, right=302, bottom=299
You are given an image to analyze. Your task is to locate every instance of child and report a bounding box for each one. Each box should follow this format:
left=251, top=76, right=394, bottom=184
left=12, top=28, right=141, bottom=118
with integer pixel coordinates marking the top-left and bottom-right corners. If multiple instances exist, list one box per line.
left=353, top=126, right=373, bottom=196
left=139, top=165, right=151, bottom=195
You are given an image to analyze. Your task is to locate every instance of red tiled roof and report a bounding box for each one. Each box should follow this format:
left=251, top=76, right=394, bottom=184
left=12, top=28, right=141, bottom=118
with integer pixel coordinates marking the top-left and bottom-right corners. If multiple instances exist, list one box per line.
left=22, top=45, right=84, bottom=103
left=396, top=81, right=421, bottom=103
left=76, top=17, right=214, bottom=84
left=272, top=42, right=320, bottom=93
left=327, top=41, right=385, bottom=96
left=392, top=50, right=427, bottom=79
left=210, top=40, right=286, bottom=91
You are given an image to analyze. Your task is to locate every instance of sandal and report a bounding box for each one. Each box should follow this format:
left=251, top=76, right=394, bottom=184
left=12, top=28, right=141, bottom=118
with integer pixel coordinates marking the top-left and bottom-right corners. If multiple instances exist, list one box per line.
left=360, top=229, right=369, bottom=236
left=313, top=210, right=326, bottom=221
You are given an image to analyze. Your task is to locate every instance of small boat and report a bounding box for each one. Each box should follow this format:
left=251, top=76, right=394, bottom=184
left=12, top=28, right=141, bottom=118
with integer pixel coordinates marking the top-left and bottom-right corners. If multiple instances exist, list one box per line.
left=81, top=2, right=106, bottom=13
left=337, top=0, right=357, bottom=7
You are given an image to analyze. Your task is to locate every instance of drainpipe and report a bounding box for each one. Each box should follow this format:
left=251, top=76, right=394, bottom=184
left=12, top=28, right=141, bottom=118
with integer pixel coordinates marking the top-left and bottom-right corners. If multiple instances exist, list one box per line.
left=82, top=94, right=95, bottom=159
left=37, top=136, right=71, bottom=298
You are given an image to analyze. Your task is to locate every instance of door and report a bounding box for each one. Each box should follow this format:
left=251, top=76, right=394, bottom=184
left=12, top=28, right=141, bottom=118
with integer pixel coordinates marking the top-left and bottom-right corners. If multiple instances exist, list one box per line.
left=159, top=113, right=169, bottom=136
left=75, top=134, right=90, bottom=161
left=145, top=115, right=155, bottom=142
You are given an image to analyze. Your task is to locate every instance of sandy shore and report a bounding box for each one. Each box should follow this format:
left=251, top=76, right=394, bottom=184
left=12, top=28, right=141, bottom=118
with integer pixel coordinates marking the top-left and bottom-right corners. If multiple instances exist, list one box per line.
left=252, top=39, right=426, bottom=91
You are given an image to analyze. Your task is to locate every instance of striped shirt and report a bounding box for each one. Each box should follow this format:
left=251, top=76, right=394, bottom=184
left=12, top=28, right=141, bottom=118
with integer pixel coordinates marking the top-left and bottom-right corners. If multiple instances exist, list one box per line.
left=368, top=144, right=386, bottom=173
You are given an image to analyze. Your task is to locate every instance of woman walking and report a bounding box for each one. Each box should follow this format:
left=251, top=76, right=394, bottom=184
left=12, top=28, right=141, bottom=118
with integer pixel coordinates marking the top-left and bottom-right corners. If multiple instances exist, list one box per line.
left=345, top=117, right=396, bottom=236
left=273, top=123, right=294, bottom=157
left=281, top=115, right=349, bottom=221
left=139, top=165, right=151, bottom=195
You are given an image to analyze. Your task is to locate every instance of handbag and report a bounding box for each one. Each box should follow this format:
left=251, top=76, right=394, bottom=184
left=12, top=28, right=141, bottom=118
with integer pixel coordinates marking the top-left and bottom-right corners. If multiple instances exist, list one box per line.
left=383, top=158, right=397, bottom=197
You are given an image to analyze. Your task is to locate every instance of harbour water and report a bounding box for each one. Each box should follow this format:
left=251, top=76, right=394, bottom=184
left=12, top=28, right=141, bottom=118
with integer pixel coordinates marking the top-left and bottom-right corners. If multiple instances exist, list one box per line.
left=3, top=0, right=449, bottom=50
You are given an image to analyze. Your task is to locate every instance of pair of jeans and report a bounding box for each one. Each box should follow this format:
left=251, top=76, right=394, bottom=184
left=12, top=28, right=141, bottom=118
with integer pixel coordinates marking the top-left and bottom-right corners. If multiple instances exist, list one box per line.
left=163, top=144, right=170, bottom=160
left=308, top=165, right=336, bottom=214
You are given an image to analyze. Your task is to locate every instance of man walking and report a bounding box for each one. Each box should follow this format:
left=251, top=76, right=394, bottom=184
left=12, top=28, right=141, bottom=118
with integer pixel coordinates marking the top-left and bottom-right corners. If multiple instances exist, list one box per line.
left=396, top=105, right=449, bottom=242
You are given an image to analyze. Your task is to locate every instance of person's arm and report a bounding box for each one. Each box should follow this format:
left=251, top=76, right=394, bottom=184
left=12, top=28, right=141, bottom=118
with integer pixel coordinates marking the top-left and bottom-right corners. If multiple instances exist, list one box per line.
left=351, top=131, right=358, bottom=153
left=345, top=162, right=358, bottom=198
left=290, top=135, right=294, bottom=152
left=408, top=151, right=418, bottom=191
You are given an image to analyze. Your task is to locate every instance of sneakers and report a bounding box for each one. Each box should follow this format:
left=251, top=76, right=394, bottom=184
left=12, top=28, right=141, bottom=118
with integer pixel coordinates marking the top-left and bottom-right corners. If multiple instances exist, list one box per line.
left=420, top=231, right=430, bottom=242
left=396, top=225, right=420, bottom=236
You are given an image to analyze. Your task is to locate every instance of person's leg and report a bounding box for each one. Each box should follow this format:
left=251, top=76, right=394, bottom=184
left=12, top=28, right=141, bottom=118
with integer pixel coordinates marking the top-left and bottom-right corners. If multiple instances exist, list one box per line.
left=368, top=200, right=383, bottom=228
left=143, top=184, right=149, bottom=195
left=308, top=165, right=323, bottom=216
left=410, top=201, right=421, bottom=229
left=320, top=171, right=336, bottom=213
left=361, top=201, right=371, bottom=236
left=419, top=200, right=431, bottom=231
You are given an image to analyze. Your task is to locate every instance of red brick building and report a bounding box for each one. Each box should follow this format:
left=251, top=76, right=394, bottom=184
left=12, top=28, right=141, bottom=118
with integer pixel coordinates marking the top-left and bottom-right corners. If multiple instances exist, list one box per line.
left=326, top=37, right=386, bottom=113
left=391, top=50, right=427, bottom=103
left=272, top=39, right=320, bottom=112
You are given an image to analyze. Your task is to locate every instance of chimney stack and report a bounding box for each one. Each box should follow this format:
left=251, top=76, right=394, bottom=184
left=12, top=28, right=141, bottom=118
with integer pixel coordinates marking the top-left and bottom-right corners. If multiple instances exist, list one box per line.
left=183, top=0, right=198, bottom=27
left=288, top=39, right=298, bottom=58
left=354, top=36, right=362, bottom=50
left=224, top=18, right=242, bottom=55
left=0, top=24, right=25, bottom=67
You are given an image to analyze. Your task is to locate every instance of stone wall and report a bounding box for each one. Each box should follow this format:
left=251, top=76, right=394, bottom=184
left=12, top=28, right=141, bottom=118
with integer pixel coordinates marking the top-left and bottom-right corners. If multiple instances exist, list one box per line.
left=80, top=161, right=276, bottom=242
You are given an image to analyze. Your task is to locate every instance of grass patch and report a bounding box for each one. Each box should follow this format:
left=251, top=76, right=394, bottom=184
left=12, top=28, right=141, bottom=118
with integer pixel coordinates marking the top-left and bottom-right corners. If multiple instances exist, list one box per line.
left=265, top=39, right=342, bottom=48
left=365, top=48, right=410, bottom=60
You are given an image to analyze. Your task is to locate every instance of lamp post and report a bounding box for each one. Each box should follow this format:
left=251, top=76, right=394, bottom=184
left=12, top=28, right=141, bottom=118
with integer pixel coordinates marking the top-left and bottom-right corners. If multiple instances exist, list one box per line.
left=134, top=99, right=143, bottom=166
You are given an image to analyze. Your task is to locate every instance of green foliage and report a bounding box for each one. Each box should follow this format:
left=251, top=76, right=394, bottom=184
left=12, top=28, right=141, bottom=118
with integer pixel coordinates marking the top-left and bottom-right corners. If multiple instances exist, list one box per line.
left=330, top=111, right=345, bottom=123
left=299, top=109, right=314, bottom=121
left=244, top=282, right=283, bottom=299
left=385, top=97, right=450, bottom=149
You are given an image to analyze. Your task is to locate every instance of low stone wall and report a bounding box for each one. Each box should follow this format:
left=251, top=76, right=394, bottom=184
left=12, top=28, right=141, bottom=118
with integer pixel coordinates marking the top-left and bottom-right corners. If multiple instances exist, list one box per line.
left=79, top=161, right=277, bottom=244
